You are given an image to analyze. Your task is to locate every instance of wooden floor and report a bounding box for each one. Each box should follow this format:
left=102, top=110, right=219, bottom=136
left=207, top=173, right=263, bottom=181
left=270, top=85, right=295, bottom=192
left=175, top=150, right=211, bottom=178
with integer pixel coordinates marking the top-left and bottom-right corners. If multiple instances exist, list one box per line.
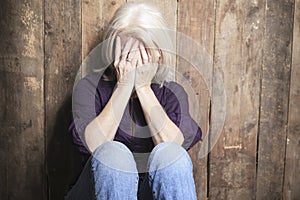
left=0, top=0, right=299, bottom=199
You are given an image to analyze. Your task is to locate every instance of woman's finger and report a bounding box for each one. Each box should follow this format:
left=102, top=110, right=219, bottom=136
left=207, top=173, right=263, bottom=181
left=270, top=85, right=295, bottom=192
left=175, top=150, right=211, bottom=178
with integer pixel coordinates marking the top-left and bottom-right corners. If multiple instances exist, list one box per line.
left=136, top=50, right=143, bottom=67
left=139, top=43, right=149, bottom=64
left=131, top=52, right=138, bottom=68
left=129, top=41, right=140, bottom=67
left=153, top=49, right=161, bottom=63
left=146, top=48, right=152, bottom=63
left=128, top=40, right=139, bottom=61
left=121, top=37, right=134, bottom=62
left=114, top=36, right=121, bottom=66
left=131, top=40, right=139, bottom=53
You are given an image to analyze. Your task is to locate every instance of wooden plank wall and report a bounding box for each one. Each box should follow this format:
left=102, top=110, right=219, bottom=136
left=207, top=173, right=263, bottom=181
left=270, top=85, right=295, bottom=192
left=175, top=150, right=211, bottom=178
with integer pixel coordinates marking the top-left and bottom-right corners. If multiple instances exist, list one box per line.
left=256, top=0, right=294, bottom=199
left=210, top=0, right=263, bottom=199
left=0, top=0, right=299, bottom=199
left=283, top=0, right=300, bottom=199
left=0, top=0, right=45, bottom=199
left=44, top=0, right=83, bottom=199
left=177, top=1, right=215, bottom=199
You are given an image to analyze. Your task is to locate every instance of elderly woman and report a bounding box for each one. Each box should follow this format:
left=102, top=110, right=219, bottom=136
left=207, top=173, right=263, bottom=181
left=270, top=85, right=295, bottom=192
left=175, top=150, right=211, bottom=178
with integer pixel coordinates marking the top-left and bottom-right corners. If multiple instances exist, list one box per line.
left=67, top=2, right=202, bottom=200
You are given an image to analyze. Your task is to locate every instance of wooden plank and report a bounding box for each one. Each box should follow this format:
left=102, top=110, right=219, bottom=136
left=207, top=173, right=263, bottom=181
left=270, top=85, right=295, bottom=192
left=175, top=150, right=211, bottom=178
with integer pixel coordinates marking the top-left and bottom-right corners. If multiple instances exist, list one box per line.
left=82, top=0, right=125, bottom=59
left=0, top=0, right=45, bottom=199
left=283, top=0, right=300, bottom=199
left=256, top=0, right=294, bottom=199
left=44, top=0, right=83, bottom=199
left=177, top=0, right=215, bottom=199
left=210, top=0, right=264, bottom=199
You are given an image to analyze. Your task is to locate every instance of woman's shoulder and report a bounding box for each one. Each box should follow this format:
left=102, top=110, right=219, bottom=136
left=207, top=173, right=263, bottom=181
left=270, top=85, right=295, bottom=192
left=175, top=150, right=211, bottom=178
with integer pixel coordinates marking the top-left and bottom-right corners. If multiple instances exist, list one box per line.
left=152, top=81, right=186, bottom=96
left=163, top=81, right=185, bottom=92
left=151, top=81, right=187, bottom=106
left=74, top=73, right=115, bottom=93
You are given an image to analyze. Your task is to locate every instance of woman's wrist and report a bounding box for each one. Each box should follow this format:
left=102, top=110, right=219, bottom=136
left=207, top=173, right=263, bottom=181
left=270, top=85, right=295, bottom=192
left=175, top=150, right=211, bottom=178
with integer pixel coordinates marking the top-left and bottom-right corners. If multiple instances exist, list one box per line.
left=116, top=82, right=134, bottom=91
left=114, top=83, right=134, bottom=101
left=135, top=84, right=152, bottom=95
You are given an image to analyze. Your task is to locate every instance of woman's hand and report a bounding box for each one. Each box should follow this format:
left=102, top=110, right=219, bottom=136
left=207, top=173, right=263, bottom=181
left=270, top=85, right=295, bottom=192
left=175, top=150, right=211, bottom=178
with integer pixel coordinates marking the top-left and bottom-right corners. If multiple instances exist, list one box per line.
left=135, top=43, right=159, bottom=89
left=84, top=37, right=141, bottom=152
left=134, top=43, right=184, bottom=146
left=114, top=36, right=139, bottom=89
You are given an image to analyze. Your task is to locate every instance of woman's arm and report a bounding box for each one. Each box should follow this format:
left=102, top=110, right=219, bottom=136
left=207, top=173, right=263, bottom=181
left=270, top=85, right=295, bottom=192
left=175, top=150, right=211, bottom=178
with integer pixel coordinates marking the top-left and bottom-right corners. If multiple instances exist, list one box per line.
left=135, top=43, right=184, bottom=146
left=84, top=85, right=132, bottom=152
left=84, top=37, right=139, bottom=152
left=136, top=85, right=184, bottom=146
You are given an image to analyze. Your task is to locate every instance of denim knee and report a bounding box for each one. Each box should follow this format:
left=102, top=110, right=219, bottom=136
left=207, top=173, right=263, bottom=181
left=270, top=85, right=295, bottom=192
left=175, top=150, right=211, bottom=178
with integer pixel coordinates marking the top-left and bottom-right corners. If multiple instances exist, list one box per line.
left=147, top=143, right=196, bottom=200
left=147, top=142, right=193, bottom=173
left=91, top=141, right=138, bottom=173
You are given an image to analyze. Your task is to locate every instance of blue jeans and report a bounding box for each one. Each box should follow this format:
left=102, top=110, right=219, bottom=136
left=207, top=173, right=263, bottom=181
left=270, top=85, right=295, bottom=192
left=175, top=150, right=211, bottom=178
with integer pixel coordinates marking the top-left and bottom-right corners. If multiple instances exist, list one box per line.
left=65, top=141, right=197, bottom=200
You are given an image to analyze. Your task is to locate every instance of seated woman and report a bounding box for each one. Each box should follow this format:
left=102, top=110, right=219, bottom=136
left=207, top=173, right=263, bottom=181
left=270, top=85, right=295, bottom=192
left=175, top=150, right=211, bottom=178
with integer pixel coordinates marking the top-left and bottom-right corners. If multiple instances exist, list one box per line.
left=67, top=2, right=202, bottom=200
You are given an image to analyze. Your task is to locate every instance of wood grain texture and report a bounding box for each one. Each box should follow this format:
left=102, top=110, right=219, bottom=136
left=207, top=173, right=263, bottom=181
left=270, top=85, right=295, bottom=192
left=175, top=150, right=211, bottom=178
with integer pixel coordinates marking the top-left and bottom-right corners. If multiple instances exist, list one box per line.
left=0, top=0, right=45, bottom=199
left=210, top=0, right=263, bottom=199
left=44, top=0, right=84, bottom=199
left=256, top=0, right=294, bottom=199
left=283, top=0, right=300, bottom=199
left=0, top=0, right=298, bottom=199
left=177, top=0, right=215, bottom=199
left=82, top=0, right=125, bottom=60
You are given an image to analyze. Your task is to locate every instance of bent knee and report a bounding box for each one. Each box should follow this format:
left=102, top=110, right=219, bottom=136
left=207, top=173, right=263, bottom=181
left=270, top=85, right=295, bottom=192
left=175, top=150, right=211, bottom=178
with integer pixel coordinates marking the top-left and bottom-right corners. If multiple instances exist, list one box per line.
left=92, top=141, right=137, bottom=173
left=147, top=142, right=192, bottom=172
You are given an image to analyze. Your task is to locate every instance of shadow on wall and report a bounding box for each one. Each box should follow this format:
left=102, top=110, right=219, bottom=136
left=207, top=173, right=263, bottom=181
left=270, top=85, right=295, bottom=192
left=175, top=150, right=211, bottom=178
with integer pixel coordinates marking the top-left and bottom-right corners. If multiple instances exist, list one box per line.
left=46, top=95, right=89, bottom=199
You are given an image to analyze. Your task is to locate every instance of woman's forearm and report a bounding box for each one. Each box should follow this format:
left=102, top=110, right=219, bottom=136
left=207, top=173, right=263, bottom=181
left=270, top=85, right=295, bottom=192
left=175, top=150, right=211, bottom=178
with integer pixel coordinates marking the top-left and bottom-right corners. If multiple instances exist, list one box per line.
left=136, top=85, right=184, bottom=146
left=84, top=85, right=133, bottom=152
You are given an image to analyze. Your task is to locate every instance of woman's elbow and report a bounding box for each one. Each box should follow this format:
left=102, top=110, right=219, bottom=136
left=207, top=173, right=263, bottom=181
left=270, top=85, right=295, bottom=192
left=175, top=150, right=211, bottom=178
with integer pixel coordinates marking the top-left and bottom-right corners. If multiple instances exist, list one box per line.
left=174, top=131, right=184, bottom=146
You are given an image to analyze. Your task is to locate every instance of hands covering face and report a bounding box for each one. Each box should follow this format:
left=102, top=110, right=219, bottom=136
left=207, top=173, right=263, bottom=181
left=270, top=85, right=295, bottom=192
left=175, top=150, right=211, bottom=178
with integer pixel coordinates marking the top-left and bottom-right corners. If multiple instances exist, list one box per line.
left=113, top=36, right=159, bottom=89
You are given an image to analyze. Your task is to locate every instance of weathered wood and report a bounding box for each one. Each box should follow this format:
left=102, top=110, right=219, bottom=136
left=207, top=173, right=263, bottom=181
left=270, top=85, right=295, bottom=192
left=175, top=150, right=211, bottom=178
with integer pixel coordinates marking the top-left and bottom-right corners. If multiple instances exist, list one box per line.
left=44, top=0, right=83, bottom=199
left=283, top=0, right=300, bottom=199
left=82, top=0, right=125, bottom=60
left=256, top=0, right=294, bottom=199
left=210, top=0, right=264, bottom=199
left=177, top=0, right=215, bottom=199
left=0, top=0, right=298, bottom=199
left=0, top=0, right=45, bottom=199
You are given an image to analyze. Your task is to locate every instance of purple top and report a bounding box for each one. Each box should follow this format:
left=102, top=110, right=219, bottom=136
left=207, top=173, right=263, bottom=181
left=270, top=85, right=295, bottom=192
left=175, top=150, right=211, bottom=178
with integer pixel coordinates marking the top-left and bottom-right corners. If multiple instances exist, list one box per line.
left=69, top=73, right=202, bottom=154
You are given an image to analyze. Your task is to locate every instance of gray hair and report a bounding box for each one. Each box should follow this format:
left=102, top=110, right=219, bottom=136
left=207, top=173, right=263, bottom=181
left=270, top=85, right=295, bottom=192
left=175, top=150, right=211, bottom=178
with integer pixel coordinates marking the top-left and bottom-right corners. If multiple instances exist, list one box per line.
left=102, top=2, right=175, bottom=84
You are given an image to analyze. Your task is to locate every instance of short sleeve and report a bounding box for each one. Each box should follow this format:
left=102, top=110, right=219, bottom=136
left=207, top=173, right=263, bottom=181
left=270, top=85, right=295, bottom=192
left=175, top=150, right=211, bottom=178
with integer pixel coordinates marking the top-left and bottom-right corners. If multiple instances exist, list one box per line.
left=162, top=82, right=202, bottom=151
left=68, top=73, right=103, bottom=154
